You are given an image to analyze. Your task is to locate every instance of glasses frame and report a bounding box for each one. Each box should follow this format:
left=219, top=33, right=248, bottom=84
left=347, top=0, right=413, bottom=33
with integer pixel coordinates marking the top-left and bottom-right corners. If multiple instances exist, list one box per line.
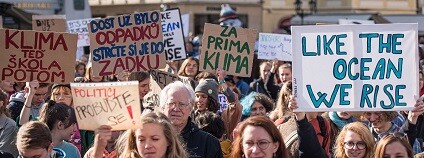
left=343, top=141, right=367, bottom=150
left=165, top=102, right=190, bottom=110
left=243, top=140, right=272, bottom=150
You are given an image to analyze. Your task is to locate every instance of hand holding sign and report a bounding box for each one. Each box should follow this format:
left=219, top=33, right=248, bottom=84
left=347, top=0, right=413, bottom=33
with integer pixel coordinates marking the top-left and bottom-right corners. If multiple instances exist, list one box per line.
left=408, top=96, right=424, bottom=124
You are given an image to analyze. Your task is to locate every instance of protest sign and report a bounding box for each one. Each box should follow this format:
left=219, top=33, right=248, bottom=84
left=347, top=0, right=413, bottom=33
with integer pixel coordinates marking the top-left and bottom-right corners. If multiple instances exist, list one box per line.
left=32, top=15, right=67, bottom=32
left=0, top=16, right=2, bottom=28
left=200, top=23, right=257, bottom=77
left=258, top=33, right=292, bottom=61
left=71, top=81, right=142, bottom=130
left=68, top=18, right=98, bottom=47
left=143, top=69, right=191, bottom=109
left=339, top=19, right=375, bottom=25
left=181, top=13, right=189, bottom=37
left=162, top=9, right=186, bottom=61
left=0, top=29, right=77, bottom=83
left=89, top=11, right=166, bottom=77
left=292, top=24, right=418, bottom=112
left=218, top=94, right=228, bottom=113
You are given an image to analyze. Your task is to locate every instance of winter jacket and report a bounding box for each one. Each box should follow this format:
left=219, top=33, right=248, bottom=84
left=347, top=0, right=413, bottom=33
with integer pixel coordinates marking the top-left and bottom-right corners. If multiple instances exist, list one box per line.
left=6, top=91, right=26, bottom=122
left=181, top=118, right=223, bottom=158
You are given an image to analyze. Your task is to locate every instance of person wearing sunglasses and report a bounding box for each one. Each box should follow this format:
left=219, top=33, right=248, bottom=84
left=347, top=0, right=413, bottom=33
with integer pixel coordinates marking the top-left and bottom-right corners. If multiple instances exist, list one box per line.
left=38, top=101, right=81, bottom=158
left=334, top=122, right=375, bottom=158
left=231, top=116, right=290, bottom=158
left=375, top=134, right=413, bottom=158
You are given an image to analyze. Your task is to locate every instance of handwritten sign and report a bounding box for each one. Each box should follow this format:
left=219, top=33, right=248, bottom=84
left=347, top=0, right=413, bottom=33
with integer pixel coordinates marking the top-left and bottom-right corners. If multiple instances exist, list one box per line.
left=0, top=29, right=77, bottom=83
left=200, top=23, right=257, bottom=77
left=143, top=69, right=191, bottom=108
left=218, top=94, right=228, bottom=113
left=292, top=24, right=418, bottom=112
left=162, top=9, right=186, bottom=61
left=68, top=18, right=98, bottom=47
left=32, top=15, right=67, bottom=32
left=71, top=81, right=142, bottom=130
left=89, top=11, right=166, bottom=77
left=258, top=33, right=292, bottom=61
left=181, top=13, right=189, bottom=37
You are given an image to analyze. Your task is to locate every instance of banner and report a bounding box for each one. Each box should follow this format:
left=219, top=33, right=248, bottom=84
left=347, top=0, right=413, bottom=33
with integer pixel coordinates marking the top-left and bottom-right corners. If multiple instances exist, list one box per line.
left=0, top=29, right=77, bottom=83
left=89, top=11, right=166, bottom=77
left=68, top=18, right=98, bottom=47
left=292, top=24, right=418, bottom=112
left=143, top=69, right=191, bottom=108
left=71, top=81, right=142, bottom=130
left=258, top=33, right=292, bottom=61
left=181, top=13, right=189, bottom=37
left=200, top=23, right=257, bottom=77
left=162, top=9, right=186, bottom=61
left=218, top=94, right=228, bottom=113
left=32, top=15, right=67, bottom=32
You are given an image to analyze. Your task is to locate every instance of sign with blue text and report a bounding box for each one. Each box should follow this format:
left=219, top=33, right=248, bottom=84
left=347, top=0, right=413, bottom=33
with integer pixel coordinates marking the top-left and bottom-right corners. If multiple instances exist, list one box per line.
left=68, top=18, right=99, bottom=47
left=258, top=33, right=292, bottom=61
left=161, top=8, right=186, bottom=61
left=292, top=24, right=418, bottom=112
left=88, top=11, right=165, bottom=77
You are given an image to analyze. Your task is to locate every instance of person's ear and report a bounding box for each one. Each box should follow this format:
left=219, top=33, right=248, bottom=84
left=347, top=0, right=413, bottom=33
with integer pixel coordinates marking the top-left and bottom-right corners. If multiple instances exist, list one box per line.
left=47, top=142, right=54, bottom=153
left=56, top=121, right=64, bottom=130
left=273, top=142, right=279, bottom=153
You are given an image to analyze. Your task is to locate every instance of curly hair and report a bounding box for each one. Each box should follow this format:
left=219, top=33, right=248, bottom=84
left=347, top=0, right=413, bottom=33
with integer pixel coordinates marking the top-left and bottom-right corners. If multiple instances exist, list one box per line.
left=241, top=92, right=274, bottom=117
left=334, top=122, right=375, bottom=158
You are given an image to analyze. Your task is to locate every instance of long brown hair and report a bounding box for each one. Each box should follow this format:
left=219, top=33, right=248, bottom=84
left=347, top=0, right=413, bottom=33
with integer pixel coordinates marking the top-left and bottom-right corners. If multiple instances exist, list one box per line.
left=374, top=135, right=413, bottom=158
left=231, top=116, right=290, bottom=158
left=270, top=81, right=292, bottom=121
left=178, top=57, right=199, bottom=78
left=334, top=122, right=375, bottom=158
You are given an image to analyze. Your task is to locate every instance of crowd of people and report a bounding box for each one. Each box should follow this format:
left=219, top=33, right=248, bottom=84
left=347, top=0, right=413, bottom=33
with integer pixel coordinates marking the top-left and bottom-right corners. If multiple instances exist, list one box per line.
left=0, top=46, right=424, bottom=158
left=2, top=3, right=424, bottom=158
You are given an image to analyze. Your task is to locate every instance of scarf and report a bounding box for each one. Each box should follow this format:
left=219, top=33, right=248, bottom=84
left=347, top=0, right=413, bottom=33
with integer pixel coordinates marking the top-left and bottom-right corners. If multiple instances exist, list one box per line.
left=329, top=112, right=356, bottom=129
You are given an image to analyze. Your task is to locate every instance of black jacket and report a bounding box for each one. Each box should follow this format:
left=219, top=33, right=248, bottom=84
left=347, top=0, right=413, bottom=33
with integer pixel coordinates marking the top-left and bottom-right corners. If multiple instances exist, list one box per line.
left=181, top=118, right=223, bottom=158
left=297, top=117, right=328, bottom=158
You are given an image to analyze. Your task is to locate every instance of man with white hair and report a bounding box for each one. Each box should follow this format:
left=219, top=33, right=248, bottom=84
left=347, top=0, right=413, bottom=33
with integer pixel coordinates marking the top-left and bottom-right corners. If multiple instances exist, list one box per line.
left=160, top=81, right=223, bottom=158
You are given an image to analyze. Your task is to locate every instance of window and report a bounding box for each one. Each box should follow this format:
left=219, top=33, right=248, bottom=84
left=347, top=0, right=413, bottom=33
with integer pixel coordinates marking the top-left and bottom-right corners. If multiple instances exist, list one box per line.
left=74, top=0, right=85, bottom=10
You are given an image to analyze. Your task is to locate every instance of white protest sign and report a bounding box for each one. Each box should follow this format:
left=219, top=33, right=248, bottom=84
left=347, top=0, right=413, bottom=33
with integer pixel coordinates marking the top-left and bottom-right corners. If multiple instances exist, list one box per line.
left=71, top=81, right=142, bottom=130
left=292, top=24, right=418, bottom=112
left=339, top=19, right=375, bottom=25
left=162, top=9, right=186, bottom=60
left=68, top=18, right=98, bottom=47
left=218, top=94, right=228, bottom=113
left=181, top=13, right=190, bottom=37
left=258, top=33, right=292, bottom=61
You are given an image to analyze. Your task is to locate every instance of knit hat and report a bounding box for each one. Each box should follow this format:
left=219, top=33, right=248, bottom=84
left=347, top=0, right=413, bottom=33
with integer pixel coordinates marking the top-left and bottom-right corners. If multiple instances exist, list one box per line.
left=51, top=84, right=71, bottom=91
left=195, top=79, right=218, bottom=102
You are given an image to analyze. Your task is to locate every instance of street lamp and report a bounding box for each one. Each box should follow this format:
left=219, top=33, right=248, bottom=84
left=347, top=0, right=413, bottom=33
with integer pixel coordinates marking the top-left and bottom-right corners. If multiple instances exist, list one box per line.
left=294, top=0, right=317, bottom=25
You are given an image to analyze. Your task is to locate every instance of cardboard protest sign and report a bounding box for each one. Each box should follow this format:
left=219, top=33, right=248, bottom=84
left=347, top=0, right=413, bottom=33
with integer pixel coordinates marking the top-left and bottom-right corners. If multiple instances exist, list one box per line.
left=32, top=15, right=67, bottom=32
left=0, top=29, right=77, bottom=83
left=89, top=11, right=166, bottom=77
left=292, top=24, right=419, bottom=112
left=143, top=69, right=191, bottom=108
left=162, top=9, right=186, bottom=61
left=71, top=81, right=142, bottom=130
left=258, top=33, right=292, bottom=61
left=181, top=14, right=189, bottom=37
left=200, top=23, right=257, bottom=77
left=68, top=18, right=98, bottom=47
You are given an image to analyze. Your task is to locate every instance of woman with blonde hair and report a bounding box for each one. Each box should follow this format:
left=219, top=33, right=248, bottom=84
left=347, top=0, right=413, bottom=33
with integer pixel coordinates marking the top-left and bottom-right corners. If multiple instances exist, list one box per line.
left=374, top=134, right=413, bottom=158
left=334, top=122, right=375, bottom=158
left=86, top=112, right=188, bottom=158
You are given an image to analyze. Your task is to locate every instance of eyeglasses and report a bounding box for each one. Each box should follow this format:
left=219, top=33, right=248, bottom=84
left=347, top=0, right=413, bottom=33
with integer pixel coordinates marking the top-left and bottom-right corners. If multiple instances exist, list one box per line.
left=381, top=132, right=408, bottom=142
left=344, top=141, right=366, bottom=150
left=165, top=102, right=190, bottom=109
left=243, top=140, right=272, bottom=150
